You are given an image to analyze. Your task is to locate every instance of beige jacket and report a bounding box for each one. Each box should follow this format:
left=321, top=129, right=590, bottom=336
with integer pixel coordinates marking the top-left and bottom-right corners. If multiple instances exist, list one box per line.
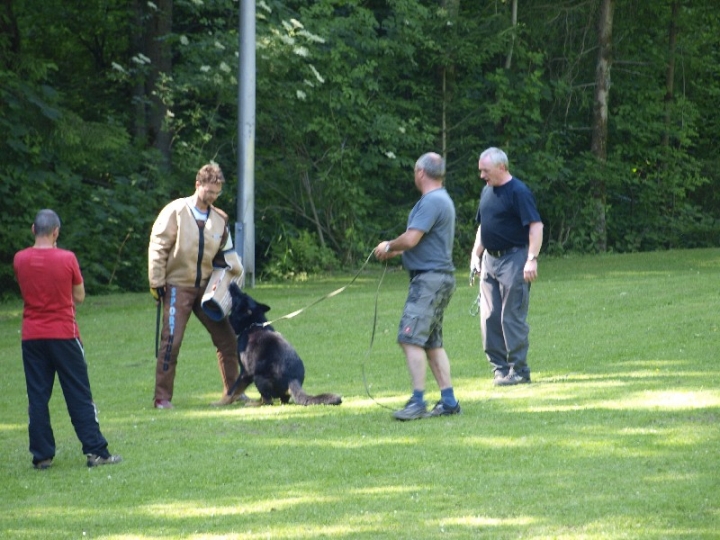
left=148, top=198, right=231, bottom=289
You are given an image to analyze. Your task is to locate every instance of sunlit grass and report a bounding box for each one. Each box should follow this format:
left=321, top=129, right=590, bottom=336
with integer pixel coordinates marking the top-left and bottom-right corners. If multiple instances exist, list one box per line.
left=1, top=249, right=719, bottom=539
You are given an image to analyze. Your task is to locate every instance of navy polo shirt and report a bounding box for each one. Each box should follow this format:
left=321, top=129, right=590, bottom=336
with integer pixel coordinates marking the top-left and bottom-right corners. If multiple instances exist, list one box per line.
left=476, top=177, right=541, bottom=251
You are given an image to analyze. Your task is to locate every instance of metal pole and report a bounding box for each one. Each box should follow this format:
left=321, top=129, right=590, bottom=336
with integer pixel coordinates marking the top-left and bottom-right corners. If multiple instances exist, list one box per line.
left=236, top=0, right=256, bottom=287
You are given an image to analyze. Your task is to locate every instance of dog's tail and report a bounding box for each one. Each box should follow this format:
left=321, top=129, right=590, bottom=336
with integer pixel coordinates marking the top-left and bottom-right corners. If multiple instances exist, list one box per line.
left=288, top=380, right=342, bottom=406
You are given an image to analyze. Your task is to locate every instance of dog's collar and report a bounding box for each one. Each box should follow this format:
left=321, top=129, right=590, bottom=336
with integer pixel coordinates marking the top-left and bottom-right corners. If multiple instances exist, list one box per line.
left=248, top=322, right=273, bottom=332
left=238, top=322, right=273, bottom=353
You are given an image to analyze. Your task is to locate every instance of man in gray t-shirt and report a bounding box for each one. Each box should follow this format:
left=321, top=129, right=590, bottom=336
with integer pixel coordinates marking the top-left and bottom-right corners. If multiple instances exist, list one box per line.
left=374, top=152, right=460, bottom=421
left=401, top=187, right=455, bottom=273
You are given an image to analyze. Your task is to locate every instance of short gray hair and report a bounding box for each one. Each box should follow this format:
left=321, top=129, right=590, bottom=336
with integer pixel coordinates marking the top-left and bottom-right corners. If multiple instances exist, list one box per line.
left=33, top=209, right=61, bottom=236
left=415, top=152, right=445, bottom=180
left=479, top=147, right=509, bottom=168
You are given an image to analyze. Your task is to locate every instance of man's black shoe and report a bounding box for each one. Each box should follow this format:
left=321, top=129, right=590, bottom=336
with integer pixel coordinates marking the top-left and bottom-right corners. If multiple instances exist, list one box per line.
left=393, top=399, right=427, bottom=421
left=425, top=400, right=461, bottom=417
left=33, top=459, right=52, bottom=470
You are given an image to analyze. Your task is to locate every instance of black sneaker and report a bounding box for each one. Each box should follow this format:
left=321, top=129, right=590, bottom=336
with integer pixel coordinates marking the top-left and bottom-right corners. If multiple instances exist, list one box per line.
left=495, top=371, right=531, bottom=386
left=33, top=459, right=53, bottom=470
left=393, top=400, right=427, bottom=421
left=425, top=401, right=461, bottom=417
left=87, top=454, right=123, bottom=467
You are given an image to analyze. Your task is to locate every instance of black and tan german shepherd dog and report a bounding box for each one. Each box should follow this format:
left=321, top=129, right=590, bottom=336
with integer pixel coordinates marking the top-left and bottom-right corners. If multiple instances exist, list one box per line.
left=227, top=283, right=342, bottom=406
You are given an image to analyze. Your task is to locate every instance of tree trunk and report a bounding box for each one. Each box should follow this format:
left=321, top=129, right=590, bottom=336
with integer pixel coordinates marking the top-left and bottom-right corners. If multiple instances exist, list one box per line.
left=662, top=1, right=679, bottom=150
left=131, top=0, right=147, bottom=146
left=145, top=0, right=173, bottom=170
left=301, top=171, right=326, bottom=249
left=505, top=0, right=518, bottom=70
left=440, top=0, right=459, bottom=160
left=590, top=0, right=614, bottom=253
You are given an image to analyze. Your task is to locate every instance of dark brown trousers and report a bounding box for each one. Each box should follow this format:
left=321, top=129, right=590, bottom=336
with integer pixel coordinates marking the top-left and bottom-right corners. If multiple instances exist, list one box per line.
left=154, top=284, right=239, bottom=401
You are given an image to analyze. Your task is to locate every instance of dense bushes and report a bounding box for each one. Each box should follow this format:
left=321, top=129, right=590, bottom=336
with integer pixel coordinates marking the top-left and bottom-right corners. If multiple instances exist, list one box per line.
left=2, top=1, right=719, bottom=296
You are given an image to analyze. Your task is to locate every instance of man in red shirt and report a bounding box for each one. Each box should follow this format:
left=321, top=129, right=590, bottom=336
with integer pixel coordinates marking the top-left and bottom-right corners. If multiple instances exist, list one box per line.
left=13, top=209, right=122, bottom=469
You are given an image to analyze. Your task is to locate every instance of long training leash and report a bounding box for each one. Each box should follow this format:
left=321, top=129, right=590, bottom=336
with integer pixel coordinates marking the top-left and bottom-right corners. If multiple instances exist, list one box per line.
left=228, top=250, right=383, bottom=399
left=261, top=251, right=375, bottom=327
left=264, top=261, right=482, bottom=410
left=254, top=252, right=491, bottom=411
left=360, top=261, right=396, bottom=411
left=154, top=300, right=162, bottom=357
left=259, top=249, right=395, bottom=410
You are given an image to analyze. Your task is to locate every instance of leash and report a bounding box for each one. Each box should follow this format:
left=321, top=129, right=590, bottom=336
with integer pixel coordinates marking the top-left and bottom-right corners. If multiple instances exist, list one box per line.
left=360, top=260, right=396, bottom=411
left=227, top=251, right=377, bottom=398
left=246, top=249, right=420, bottom=412
left=260, top=247, right=395, bottom=411
left=261, top=251, right=375, bottom=327
left=154, top=300, right=162, bottom=357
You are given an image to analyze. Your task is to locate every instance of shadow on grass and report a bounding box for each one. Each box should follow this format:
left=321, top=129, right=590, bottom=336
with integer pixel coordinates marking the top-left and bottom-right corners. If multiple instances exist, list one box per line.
left=3, top=251, right=720, bottom=539
left=4, top=385, right=719, bottom=539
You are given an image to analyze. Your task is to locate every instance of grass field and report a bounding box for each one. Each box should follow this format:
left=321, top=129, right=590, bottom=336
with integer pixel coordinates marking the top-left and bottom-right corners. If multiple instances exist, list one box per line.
left=1, top=249, right=719, bottom=539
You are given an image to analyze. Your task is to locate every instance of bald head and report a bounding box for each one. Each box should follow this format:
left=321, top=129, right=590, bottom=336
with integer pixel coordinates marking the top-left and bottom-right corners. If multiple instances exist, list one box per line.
left=415, top=152, right=445, bottom=181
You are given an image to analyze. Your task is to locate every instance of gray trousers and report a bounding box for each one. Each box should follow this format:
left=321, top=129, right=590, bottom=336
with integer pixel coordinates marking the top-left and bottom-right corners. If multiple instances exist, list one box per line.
left=479, top=248, right=531, bottom=376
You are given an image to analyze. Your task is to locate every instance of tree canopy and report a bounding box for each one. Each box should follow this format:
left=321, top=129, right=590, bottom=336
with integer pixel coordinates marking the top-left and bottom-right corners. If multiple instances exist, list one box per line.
left=2, top=0, right=718, bottom=296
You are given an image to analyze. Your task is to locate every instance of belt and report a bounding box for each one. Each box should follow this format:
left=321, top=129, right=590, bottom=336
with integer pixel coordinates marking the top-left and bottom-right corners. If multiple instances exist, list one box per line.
left=485, top=246, right=525, bottom=258
left=408, top=269, right=453, bottom=279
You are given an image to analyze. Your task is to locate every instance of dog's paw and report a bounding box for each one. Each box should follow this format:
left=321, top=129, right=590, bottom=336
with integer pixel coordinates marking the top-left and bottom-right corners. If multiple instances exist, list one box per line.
left=241, top=398, right=263, bottom=407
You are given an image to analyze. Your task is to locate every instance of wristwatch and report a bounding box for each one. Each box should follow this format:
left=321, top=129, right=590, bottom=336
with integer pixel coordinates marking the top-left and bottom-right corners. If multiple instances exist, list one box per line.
left=527, top=253, right=538, bottom=262
left=385, top=242, right=392, bottom=253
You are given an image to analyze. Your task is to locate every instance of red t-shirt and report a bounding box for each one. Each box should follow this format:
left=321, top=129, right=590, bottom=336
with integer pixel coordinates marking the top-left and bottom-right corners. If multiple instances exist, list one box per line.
left=13, top=247, right=83, bottom=340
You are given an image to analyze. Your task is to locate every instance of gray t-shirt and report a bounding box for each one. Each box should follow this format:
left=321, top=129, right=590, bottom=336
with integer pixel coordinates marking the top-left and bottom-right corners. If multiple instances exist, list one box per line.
left=401, top=188, right=455, bottom=272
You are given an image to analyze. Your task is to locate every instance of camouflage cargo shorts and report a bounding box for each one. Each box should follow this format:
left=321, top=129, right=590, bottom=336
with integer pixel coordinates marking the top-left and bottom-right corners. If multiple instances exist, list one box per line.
left=397, top=271, right=456, bottom=349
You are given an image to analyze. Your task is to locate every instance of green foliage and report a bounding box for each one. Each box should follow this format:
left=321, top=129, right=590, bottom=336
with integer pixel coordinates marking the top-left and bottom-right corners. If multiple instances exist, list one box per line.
left=0, top=56, right=167, bottom=295
left=251, top=0, right=442, bottom=268
left=0, top=1, right=166, bottom=296
left=13, top=0, right=136, bottom=123
left=0, top=66, right=62, bottom=297
left=159, top=0, right=240, bottom=173
left=263, top=229, right=340, bottom=280
left=3, top=0, right=720, bottom=295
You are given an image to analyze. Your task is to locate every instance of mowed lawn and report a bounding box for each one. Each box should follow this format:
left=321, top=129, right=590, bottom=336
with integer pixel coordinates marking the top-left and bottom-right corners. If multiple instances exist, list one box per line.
left=0, top=249, right=718, bottom=539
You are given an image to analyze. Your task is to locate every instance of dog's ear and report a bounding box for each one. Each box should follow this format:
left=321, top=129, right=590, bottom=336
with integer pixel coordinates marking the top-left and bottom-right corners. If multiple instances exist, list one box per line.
left=244, top=293, right=271, bottom=314
left=229, top=284, right=249, bottom=314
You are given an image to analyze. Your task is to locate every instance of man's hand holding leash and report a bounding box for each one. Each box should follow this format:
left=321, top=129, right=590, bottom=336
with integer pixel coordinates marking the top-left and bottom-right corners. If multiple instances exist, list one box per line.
left=374, top=241, right=396, bottom=261
left=150, top=286, right=165, bottom=303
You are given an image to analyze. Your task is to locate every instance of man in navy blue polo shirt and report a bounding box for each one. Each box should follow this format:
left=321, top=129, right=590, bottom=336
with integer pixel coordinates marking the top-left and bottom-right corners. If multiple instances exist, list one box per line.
left=471, top=147, right=544, bottom=386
